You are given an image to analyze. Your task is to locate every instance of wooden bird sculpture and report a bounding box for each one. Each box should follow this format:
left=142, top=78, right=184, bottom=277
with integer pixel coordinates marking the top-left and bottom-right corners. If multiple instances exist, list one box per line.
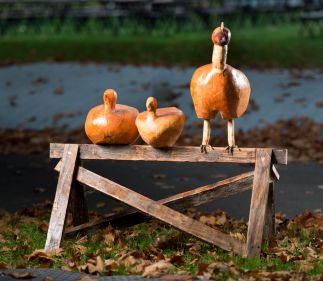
left=136, top=97, right=185, bottom=148
left=190, top=22, right=251, bottom=153
left=85, top=89, right=139, bottom=144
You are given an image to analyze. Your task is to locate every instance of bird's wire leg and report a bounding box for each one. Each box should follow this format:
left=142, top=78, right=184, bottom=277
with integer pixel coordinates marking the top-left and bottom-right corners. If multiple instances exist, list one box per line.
left=225, top=119, right=240, bottom=154
left=200, top=119, right=214, bottom=154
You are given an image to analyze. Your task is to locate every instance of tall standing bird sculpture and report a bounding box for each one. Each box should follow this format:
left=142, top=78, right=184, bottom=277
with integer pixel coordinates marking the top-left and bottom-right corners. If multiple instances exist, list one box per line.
left=190, top=22, right=251, bottom=153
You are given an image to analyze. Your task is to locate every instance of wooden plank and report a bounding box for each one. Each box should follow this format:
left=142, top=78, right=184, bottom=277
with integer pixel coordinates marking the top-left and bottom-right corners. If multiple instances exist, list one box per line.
left=70, top=180, right=89, bottom=227
left=45, top=144, right=79, bottom=251
left=59, top=164, right=245, bottom=254
left=69, top=159, right=89, bottom=227
left=55, top=160, right=254, bottom=235
left=263, top=182, right=275, bottom=239
left=246, top=149, right=272, bottom=257
left=50, top=143, right=288, bottom=165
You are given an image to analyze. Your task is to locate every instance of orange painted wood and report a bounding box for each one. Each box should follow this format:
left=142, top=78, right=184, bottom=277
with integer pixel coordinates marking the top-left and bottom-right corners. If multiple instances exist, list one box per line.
left=136, top=97, right=185, bottom=147
left=45, top=144, right=79, bottom=251
left=50, top=144, right=288, bottom=165
left=246, top=149, right=272, bottom=257
left=84, top=89, right=139, bottom=144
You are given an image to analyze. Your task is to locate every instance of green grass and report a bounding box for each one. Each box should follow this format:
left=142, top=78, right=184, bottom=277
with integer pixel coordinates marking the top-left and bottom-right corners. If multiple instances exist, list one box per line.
left=0, top=18, right=322, bottom=67
left=0, top=210, right=322, bottom=280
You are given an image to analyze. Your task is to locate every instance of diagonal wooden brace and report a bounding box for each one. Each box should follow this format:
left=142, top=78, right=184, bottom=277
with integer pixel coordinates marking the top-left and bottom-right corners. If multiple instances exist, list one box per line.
left=55, top=161, right=254, bottom=236
left=56, top=164, right=246, bottom=255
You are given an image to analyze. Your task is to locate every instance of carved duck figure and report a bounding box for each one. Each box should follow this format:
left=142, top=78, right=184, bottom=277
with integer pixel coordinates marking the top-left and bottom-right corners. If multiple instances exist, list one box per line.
left=85, top=89, right=139, bottom=144
left=136, top=97, right=185, bottom=148
left=190, top=22, right=251, bottom=153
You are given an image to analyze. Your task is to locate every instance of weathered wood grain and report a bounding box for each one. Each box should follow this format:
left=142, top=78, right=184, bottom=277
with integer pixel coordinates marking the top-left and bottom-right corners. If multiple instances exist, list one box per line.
left=246, top=149, right=272, bottom=257
left=60, top=164, right=245, bottom=254
left=45, top=144, right=79, bottom=251
left=263, top=182, right=275, bottom=239
left=50, top=143, right=287, bottom=165
left=55, top=162, right=254, bottom=235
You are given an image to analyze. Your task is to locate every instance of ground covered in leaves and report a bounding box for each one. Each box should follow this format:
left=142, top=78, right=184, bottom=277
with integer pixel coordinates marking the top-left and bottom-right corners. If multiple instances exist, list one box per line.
left=0, top=204, right=322, bottom=280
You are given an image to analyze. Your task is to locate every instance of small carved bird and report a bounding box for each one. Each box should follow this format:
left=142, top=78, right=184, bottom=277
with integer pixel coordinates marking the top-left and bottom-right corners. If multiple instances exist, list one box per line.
left=136, top=97, right=185, bottom=148
left=190, top=22, right=251, bottom=153
left=85, top=89, right=139, bottom=144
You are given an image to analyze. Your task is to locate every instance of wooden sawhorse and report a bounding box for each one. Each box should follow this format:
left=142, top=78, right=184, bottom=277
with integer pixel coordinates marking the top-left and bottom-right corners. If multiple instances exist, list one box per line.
left=45, top=143, right=287, bottom=257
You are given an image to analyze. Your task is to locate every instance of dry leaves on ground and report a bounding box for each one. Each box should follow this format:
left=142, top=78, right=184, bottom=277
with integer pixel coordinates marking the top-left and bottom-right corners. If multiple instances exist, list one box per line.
left=0, top=206, right=322, bottom=280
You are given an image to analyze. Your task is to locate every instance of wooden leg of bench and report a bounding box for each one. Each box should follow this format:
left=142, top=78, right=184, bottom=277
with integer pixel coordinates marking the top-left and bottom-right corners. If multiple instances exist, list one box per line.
left=263, top=182, right=275, bottom=240
left=70, top=161, right=89, bottom=227
left=70, top=181, right=89, bottom=227
left=246, top=149, right=272, bottom=257
left=45, top=144, right=79, bottom=251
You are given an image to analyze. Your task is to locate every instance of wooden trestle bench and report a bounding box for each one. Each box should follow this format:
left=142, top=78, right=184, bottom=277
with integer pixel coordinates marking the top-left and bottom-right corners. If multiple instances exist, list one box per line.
left=45, top=143, right=287, bottom=257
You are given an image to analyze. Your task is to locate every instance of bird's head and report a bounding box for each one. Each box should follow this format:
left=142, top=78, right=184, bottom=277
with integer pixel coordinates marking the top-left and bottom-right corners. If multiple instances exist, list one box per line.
left=146, top=96, right=157, bottom=112
left=211, top=22, right=231, bottom=46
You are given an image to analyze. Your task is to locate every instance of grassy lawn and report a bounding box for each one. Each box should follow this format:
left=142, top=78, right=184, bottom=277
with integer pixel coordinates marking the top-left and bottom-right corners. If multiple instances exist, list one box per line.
left=0, top=20, right=322, bottom=68
left=0, top=207, right=322, bottom=280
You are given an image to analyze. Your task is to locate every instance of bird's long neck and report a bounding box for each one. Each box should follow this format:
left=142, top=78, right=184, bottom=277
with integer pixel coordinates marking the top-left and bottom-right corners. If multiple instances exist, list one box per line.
left=212, top=45, right=227, bottom=73
left=147, top=111, right=156, bottom=121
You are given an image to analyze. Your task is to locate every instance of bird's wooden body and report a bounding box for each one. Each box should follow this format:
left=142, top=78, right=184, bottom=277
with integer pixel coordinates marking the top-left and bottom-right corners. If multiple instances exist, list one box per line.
left=136, top=97, right=185, bottom=148
left=190, top=22, right=251, bottom=153
left=191, top=64, right=250, bottom=120
left=85, top=89, right=139, bottom=144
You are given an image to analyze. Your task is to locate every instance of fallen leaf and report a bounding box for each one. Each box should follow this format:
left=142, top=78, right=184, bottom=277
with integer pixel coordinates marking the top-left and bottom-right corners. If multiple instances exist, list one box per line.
left=28, top=248, right=62, bottom=261
left=120, top=255, right=138, bottom=267
left=131, top=259, right=151, bottom=274
left=95, top=256, right=105, bottom=273
left=0, top=246, right=11, bottom=252
left=104, top=259, right=118, bottom=271
left=73, top=244, right=87, bottom=254
left=229, top=232, right=246, bottom=242
left=38, top=222, right=49, bottom=233
left=199, top=215, right=216, bottom=226
left=197, top=262, right=208, bottom=275
left=161, top=274, right=192, bottom=281
left=103, top=232, right=115, bottom=244
left=142, top=260, right=174, bottom=277
left=170, top=255, right=185, bottom=266
left=0, top=261, right=8, bottom=269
